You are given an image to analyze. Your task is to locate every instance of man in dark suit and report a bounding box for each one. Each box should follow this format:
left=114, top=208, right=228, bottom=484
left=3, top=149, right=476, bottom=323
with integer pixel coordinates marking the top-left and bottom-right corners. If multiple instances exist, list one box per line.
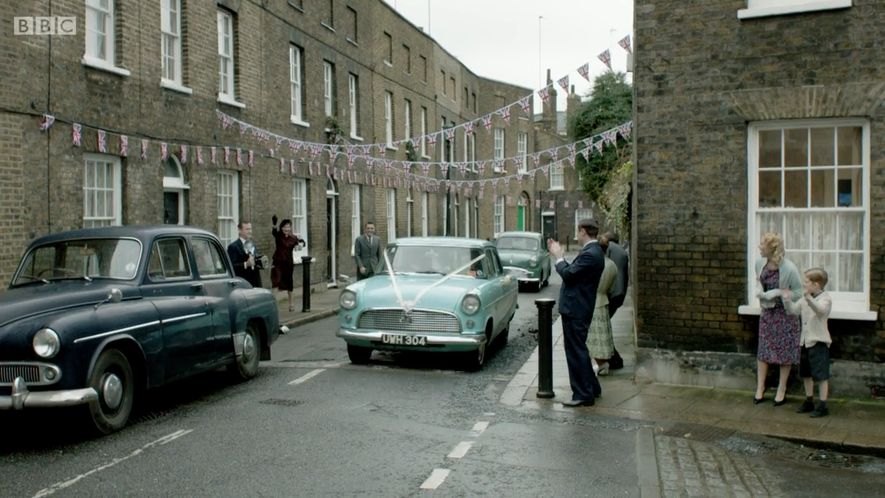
left=602, top=232, right=629, bottom=370
left=548, top=218, right=605, bottom=407
left=227, top=221, right=263, bottom=288
left=353, top=221, right=382, bottom=280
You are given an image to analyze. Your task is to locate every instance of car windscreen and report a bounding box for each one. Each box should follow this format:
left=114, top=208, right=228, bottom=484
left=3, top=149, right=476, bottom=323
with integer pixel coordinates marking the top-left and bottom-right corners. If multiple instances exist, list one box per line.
left=495, top=236, right=539, bottom=252
left=12, top=238, right=142, bottom=285
left=385, top=245, right=481, bottom=275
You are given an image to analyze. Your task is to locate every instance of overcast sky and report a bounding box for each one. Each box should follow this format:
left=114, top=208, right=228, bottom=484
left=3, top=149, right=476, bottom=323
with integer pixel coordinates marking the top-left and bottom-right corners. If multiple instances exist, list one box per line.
left=382, top=0, right=634, bottom=109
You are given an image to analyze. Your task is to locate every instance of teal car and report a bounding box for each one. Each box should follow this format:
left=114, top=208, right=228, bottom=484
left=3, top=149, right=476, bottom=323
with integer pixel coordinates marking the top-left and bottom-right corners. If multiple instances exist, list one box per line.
left=494, top=231, right=551, bottom=292
left=337, top=237, right=518, bottom=370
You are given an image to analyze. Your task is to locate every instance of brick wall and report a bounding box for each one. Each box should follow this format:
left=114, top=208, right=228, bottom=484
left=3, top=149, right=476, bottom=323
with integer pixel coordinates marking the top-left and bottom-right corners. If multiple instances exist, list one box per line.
left=633, top=0, right=885, bottom=361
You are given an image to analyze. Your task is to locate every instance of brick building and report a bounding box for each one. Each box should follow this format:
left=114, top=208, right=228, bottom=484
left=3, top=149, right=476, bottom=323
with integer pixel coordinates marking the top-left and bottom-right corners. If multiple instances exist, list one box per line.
left=633, top=0, right=884, bottom=395
left=0, top=0, right=590, bottom=290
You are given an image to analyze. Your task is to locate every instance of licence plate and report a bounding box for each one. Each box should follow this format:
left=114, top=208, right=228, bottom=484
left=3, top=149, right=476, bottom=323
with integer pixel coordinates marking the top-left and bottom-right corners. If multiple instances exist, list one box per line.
left=381, top=334, right=427, bottom=346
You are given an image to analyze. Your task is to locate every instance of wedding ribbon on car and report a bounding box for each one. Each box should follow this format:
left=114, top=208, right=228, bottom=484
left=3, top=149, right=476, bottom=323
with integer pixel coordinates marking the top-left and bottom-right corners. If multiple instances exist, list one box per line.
left=383, top=251, right=485, bottom=314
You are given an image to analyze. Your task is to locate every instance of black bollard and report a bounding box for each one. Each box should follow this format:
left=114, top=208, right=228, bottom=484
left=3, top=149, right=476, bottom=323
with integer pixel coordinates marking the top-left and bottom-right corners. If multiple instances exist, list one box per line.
left=535, top=298, right=556, bottom=399
left=301, top=256, right=312, bottom=312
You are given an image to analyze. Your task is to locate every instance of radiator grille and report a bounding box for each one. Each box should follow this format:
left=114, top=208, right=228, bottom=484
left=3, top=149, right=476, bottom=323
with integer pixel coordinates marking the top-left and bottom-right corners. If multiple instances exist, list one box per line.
left=358, top=309, right=461, bottom=334
left=0, top=364, right=41, bottom=384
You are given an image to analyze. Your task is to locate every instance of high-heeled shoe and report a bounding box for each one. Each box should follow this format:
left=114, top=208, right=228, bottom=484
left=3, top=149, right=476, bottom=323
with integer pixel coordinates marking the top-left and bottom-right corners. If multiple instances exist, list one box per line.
left=773, top=397, right=787, bottom=407
left=753, top=396, right=766, bottom=405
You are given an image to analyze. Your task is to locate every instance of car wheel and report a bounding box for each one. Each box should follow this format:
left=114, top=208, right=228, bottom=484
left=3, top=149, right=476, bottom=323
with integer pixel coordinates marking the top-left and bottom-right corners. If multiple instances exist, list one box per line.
left=463, top=342, right=486, bottom=372
left=86, top=349, right=135, bottom=434
left=497, top=325, right=510, bottom=347
left=231, top=322, right=261, bottom=380
left=347, top=344, right=372, bottom=364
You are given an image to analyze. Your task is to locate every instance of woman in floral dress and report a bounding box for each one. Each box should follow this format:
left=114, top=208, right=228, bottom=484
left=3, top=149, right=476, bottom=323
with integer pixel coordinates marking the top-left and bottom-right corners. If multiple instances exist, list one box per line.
left=754, top=232, right=803, bottom=405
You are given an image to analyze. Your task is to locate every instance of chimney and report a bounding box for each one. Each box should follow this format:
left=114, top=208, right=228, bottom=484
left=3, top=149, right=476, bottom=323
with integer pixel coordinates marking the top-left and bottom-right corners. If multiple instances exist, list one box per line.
left=566, top=84, right=581, bottom=129
left=541, top=69, right=557, bottom=132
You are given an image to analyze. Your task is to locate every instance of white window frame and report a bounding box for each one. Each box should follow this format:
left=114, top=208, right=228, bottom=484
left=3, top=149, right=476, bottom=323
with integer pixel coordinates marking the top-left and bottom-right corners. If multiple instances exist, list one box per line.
left=217, top=10, right=238, bottom=104
left=83, top=0, right=130, bottom=76
left=420, top=107, right=429, bottom=158
left=216, top=171, right=239, bottom=246
left=384, top=91, right=395, bottom=148
left=494, top=195, right=505, bottom=236
left=292, top=178, right=309, bottom=262
left=738, top=0, right=851, bottom=19
left=518, top=132, right=528, bottom=174
left=163, top=155, right=189, bottom=225
left=290, top=45, right=307, bottom=126
left=323, top=60, right=335, bottom=118
left=466, top=133, right=476, bottom=172
left=404, top=99, right=412, bottom=144
left=406, top=190, right=413, bottom=237
left=494, top=128, right=505, bottom=171
left=574, top=208, right=592, bottom=240
left=386, top=189, right=397, bottom=243
left=473, top=200, right=480, bottom=238
left=739, top=118, right=875, bottom=321
left=83, top=153, right=122, bottom=228
left=463, top=198, right=470, bottom=238
left=550, top=164, right=564, bottom=190
left=161, top=0, right=184, bottom=89
left=421, top=192, right=429, bottom=236
left=452, top=194, right=460, bottom=237
left=348, top=73, right=361, bottom=139
left=351, top=184, right=361, bottom=255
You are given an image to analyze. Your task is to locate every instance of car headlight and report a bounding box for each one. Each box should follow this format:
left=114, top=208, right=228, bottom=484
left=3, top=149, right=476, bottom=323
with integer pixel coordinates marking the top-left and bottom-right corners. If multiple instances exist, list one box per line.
left=339, top=289, right=357, bottom=310
left=33, top=328, right=60, bottom=358
left=529, top=256, right=538, bottom=267
left=461, top=294, right=481, bottom=315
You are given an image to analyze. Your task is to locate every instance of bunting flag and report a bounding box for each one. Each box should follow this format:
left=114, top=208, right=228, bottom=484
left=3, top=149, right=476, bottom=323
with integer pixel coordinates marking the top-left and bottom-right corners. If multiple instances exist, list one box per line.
left=39, top=114, right=55, bottom=131
left=445, top=127, right=455, bottom=142
left=465, top=121, right=475, bottom=136
left=97, top=130, right=107, bottom=153
left=538, top=86, right=550, bottom=104
left=518, top=96, right=532, bottom=115
left=618, top=34, right=632, bottom=54
left=236, top=148, right=243, bottom=166
left=249, top=149, right=255, bottom=167
left=497, top=106, right=511, bottom=125
left=196, top=146, right=204, bottom=165
left=279, top=157, right=286, bottom=173
left=141, top=139, right=149, bottom=160
left=557, top=75, right=570, bottom=93
left=548, top=200, right=555, bottom=209
left=481, top=114, right=493, bottom=131
left=598, top=49, right=612, bottom=71
left=577, top=62, right=591, bottom=82
left=119, top=135, right=128, bottom=157
left=72, top=123, right=82, bottom=147
left=223, top=146, right=230, bottom=164
left=180, top=144, right=188, bottom=164
left=160, top=142, right=168, bottom=160
left=211, top=146, right=218, bottom=165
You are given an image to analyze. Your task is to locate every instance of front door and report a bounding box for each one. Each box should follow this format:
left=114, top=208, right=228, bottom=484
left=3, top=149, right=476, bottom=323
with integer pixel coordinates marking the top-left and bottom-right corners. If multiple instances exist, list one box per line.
left=541, top=213, right=556, bottom=240
left=516, top=205, right=525, bottom=231
left=326, top=178, right=338, bottom=285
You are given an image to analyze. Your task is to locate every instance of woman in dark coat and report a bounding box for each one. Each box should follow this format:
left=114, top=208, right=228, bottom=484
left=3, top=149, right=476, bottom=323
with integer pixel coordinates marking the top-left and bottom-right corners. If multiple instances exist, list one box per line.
left=271, top=216, right=305, bottom=311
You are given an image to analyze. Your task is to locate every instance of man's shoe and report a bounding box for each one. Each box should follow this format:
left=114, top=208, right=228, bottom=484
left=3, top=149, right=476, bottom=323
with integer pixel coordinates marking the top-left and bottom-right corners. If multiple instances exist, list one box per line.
left=562, top=398, right=595, bottom=407
left=597, top=364, right=610, bottom=376
left=796, top=399, right=815, bottom=413
left=810, top=403, right=829, bottom=418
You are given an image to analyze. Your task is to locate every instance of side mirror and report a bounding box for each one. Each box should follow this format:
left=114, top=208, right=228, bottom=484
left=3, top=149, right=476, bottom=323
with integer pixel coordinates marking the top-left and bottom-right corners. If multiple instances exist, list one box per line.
left=95, top=288, right=123, bottom=310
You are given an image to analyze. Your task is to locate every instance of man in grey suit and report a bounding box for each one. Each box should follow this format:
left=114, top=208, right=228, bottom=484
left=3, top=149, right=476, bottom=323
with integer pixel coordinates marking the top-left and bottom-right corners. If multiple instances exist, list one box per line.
left=601, top=231, right=629, bottom=370
left=354, top=221, right=382, bottom=280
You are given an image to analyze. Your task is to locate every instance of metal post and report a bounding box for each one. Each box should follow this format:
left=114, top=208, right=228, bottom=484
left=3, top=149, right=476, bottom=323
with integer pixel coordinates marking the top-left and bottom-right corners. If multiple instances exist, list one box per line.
left=535, top=298, right=556, bottom=399
left=301, top=256, right=312, bottom=312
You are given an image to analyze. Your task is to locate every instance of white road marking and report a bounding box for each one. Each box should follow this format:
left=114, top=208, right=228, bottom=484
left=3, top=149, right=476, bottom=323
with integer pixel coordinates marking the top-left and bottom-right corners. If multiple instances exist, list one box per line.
left=447, top=441, right=473, bottom=459
left=471, top=421, right=490, bottom=436
left=288, top=368, right=325, bottom=385
left=419, top=469, right=451, bottom=490
left=32, top=429, right=193, bottom=498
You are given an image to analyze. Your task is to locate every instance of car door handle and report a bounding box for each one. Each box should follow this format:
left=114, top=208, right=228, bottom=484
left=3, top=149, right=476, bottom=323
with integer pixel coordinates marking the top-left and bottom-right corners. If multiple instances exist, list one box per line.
left=190, top=282, right=204, bottom=291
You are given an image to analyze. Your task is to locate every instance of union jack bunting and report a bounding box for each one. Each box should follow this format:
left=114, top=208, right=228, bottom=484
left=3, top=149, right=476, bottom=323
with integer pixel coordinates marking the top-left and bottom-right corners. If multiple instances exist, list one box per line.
left=279, top=158, right=286, bottom=173
left=71, top=123, right=82, bottom=147
left=39, top=114, right=55, bottom=131
left=618, top=121, right=633, bottom=139
left=618, top=34, right=632, bottom=54
left=598, top=49, right=612, bottom=71
left=481, top=114, right=493, bottom=131
left=538, top=86, right=550, bottom=104
left=119, top=135, right=128, bottom=157
left=224, top=146, right=231, bottom=164
left=210, top=146, right=217, bottom=164
left=248, top=150, right=254, bottom=168
left=567, top=144, right=576, bottom=165
left=141, top=139, right=149, bottom=160
left=532, top=152, right=541, bottom=167
left=577, top=62, right=591, bottom=82
left=238, top=122, right=247, bottom=134
left=548, top=200, right=555, bottom=209
left=97, top=130, right=107, bottom=153
left=497, top=106, right=511, bottom=125
left=465, top=121, right=475, bottom=135
left=290, top=159, right=297, bottom=175
left=347, top=153, right=355, bottom=169
left=421, top=163, right=431, bottom=176
left=160, top=142, right=168, bottom=160
left=180, top=144, right=188, bottom=164
left=196, top=146, right=203, bottom=165
left=557, top=75, right=569, bottom=93
left=445, top=127, right=455, bottom=141
left=518, top=96, right=532, bottom=115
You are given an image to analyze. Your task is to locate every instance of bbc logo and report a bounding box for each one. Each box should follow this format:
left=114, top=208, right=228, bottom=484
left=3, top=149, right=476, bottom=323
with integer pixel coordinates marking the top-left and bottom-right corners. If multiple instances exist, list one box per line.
left=14, top=16, right=77, bottom=35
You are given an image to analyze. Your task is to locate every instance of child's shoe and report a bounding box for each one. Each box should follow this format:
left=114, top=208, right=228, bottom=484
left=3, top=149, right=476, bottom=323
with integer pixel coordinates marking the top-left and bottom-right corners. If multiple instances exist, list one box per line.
left=796, top=398, right=815, bottom=414
left=810, top=401, right=829, bottom=418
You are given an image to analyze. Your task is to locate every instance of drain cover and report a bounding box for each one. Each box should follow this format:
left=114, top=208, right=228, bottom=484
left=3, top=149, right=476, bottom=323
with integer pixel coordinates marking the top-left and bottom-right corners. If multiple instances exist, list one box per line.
left=259, top=398, right=302, bottom=407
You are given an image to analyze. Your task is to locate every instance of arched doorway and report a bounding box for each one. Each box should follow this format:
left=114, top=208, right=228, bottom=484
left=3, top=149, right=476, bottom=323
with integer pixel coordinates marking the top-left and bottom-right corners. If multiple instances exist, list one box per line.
left=326, top=176, right=339, bottom=286
left=516, top=192, right=530, bottom=231
left=163, top=156, right=188, bottom=225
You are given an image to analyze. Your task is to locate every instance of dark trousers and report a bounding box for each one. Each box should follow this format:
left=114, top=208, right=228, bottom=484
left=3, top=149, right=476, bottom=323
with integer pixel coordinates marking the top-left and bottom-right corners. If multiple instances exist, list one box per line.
left=562, top=315, right=602, bottom=401
left=608, top=295, right=625, bottom=318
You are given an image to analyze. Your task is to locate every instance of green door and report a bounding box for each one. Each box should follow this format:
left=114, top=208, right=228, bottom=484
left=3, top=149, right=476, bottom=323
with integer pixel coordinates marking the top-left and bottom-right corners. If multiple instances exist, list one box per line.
left=516, top=206, right=525, bottom=231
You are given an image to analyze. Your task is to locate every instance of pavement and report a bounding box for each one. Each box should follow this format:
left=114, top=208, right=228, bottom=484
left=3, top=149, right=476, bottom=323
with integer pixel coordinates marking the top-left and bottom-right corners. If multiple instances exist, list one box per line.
left=272, top=282, right=885, bottom=454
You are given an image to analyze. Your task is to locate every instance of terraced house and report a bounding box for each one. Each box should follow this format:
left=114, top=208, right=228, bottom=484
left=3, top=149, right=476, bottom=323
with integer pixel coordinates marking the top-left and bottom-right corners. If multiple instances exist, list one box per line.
left=633, top=0, right=884, bottom=395
left=1, top=0, right=584, bottom=290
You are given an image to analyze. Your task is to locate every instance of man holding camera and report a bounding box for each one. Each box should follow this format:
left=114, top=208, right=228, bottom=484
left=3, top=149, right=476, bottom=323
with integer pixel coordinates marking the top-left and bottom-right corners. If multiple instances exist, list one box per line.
left=227, top=221, right=264, bottom=288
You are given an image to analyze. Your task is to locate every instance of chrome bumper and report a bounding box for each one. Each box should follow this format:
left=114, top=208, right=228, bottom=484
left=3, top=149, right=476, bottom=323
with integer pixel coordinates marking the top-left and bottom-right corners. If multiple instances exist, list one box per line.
left=0, top=377, right=98, bottom=410
left=337, top=329, right=486, bottom=347
left=517, top=277, right=541, bottom=284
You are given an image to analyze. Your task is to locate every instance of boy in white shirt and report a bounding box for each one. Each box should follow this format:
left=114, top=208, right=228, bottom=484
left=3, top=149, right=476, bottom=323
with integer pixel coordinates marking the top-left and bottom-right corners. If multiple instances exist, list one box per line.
left=783, top=268, right=832, bottom=418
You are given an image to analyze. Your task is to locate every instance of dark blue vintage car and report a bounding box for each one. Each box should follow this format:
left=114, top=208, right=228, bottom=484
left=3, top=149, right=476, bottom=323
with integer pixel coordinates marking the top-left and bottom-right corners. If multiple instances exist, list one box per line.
left=0, top=226, right=283, bottom=434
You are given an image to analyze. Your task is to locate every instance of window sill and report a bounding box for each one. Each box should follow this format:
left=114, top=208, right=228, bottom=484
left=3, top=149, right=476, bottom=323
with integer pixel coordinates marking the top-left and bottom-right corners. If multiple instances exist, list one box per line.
left=346, top=38, right=358, bottom=47
left=217, top=94, right=245, bottom=108
left=385, top=145, right=398, bottom=152
left=288, top=1, right=304, bottom=12
left=349, top=134, right=364, bottom=142
left=548, top=187, right=565, bottom=191
left=738, top=0, right=851, bottom=19
left=291, top=118, right=310, bottom=128
left=421, top=154, right=431, bottom=160
left=737, top=305, right=877, bottom=321
left=81, top=56, right=131, bottom=77
left=161, top=79, right=193, bottom=95
left=383, top=60, right=393, bottom=68
left=321, top=22, right=335, bottom=33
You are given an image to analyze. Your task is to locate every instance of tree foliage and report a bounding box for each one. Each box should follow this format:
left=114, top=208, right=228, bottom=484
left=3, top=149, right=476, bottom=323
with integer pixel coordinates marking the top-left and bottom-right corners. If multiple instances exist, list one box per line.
left=568, top=71, right=632, bottom=232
